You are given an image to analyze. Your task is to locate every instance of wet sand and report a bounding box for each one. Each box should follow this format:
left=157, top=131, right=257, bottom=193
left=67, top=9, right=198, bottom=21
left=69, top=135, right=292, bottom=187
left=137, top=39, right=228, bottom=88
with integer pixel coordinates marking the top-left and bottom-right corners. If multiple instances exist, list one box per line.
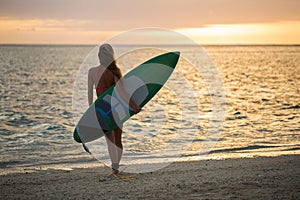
left=1, top=155, right=299, bottom=199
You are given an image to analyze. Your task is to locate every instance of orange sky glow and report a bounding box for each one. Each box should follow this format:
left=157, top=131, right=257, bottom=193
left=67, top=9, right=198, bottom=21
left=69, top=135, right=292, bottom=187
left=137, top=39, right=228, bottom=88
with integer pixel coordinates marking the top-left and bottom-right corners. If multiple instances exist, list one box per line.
left=0, top=0, right=299, bottom=45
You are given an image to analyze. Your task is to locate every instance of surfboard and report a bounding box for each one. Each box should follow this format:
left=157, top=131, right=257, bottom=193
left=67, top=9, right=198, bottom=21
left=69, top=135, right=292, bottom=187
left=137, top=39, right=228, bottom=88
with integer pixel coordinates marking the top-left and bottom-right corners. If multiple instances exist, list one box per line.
left=73, top=51, right=180, bottom=143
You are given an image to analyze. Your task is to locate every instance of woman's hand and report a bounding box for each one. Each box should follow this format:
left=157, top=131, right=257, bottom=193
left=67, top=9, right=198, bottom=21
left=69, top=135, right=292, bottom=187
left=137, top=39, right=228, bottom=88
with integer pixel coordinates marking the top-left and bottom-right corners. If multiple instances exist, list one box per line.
left=133, top=104, right=141, bottom=114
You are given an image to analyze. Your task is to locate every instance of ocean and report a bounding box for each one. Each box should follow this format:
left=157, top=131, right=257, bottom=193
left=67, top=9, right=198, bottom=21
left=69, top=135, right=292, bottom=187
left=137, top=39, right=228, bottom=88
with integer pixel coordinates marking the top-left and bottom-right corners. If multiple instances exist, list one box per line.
left=0, top=44, right=299, bottom=174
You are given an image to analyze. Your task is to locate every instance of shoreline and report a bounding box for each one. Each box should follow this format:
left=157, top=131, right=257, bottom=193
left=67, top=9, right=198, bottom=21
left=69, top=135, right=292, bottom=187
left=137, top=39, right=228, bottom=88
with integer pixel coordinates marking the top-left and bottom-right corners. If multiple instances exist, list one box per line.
left=1, top=155, right=299, bottom=199
left=1, top=147, right=299, bottom=174
left=2, top=148, right=299, bottom=176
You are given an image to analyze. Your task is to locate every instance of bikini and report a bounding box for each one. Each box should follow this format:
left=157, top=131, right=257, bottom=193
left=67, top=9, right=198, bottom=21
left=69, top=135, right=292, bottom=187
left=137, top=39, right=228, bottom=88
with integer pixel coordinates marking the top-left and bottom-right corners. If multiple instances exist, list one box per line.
left=96, top=87, right=108, bottom=92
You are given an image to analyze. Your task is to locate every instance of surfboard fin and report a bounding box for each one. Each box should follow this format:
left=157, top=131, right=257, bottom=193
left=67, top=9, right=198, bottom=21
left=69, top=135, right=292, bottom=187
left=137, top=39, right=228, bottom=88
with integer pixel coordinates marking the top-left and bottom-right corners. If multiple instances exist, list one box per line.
left=82, top=143, right=91, bottom=154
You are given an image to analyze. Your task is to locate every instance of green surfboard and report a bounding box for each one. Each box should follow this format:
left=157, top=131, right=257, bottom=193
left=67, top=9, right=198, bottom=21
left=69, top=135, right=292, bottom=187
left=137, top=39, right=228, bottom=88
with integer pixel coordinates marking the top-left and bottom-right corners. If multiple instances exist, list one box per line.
left=73, top=51, right=180, bottom=143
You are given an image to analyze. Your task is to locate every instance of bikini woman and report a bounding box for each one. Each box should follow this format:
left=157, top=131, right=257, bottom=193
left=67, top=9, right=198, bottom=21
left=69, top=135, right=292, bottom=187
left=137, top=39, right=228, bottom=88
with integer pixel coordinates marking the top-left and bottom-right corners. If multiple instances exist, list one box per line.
left=87, top=44, right=141, bottom=175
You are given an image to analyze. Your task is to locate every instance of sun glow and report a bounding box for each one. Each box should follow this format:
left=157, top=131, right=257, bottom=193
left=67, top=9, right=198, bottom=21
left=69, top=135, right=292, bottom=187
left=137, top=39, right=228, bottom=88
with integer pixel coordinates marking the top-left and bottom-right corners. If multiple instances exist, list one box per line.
left=176, top=21, right=300, bottom=44
left=178, top=24, right=259, bottom=36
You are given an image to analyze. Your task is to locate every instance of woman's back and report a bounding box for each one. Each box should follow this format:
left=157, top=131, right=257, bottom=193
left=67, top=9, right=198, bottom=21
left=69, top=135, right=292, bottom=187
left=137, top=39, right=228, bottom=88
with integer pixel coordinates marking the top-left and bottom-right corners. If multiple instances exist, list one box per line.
left=96, top=67, right=115, bottom=97
left=88, top=65, right=116, bottom=105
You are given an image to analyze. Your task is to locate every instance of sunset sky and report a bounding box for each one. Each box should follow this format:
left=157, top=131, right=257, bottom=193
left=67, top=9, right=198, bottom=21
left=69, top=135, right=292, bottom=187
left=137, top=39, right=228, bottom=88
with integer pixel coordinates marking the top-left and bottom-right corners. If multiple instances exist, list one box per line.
left=0, top=0, right=300, bottom=44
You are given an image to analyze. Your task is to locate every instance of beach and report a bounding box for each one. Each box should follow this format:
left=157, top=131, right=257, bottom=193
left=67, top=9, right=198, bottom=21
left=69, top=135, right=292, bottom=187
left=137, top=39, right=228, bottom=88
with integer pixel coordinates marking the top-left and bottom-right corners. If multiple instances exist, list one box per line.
left=1, top=155, right=299, bottom=199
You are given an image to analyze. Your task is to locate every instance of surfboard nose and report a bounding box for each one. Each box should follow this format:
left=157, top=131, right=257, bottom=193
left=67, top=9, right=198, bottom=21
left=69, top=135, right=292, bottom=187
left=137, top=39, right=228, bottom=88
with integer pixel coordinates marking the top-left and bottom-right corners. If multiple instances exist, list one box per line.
left=172, top=51, right=180, bottom=56
left=166, top=51, right=180, bottom=69
left=149, top=51, right=180, bottom=69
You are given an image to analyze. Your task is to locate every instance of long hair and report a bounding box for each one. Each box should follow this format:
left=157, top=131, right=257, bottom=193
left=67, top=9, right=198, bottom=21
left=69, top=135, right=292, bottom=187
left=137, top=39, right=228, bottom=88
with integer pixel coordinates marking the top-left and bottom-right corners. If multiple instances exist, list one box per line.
left=98, top=44, right=122, bottom=79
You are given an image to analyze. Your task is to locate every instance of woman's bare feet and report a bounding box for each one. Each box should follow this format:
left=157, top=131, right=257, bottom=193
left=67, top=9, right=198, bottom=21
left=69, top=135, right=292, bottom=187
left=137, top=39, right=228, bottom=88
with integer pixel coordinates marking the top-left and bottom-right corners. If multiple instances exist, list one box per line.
left=112, top=169, right=119, bottom=175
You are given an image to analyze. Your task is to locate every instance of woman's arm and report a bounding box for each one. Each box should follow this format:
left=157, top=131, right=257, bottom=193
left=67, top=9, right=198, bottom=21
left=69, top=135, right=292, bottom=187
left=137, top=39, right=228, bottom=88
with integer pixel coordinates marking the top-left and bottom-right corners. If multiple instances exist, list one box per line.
left=88, top=69, right=94, bottom=106
left=114, top=76, right=141, bottom=114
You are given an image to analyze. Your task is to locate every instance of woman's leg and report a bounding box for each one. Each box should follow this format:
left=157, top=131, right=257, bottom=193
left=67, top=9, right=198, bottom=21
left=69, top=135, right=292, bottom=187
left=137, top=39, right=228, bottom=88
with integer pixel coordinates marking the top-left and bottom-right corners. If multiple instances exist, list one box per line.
left=105, top=126, right=123, bottom=174
left=114, top=126, right=123, bottom=164
left=105, top=131, right=118, bottom=171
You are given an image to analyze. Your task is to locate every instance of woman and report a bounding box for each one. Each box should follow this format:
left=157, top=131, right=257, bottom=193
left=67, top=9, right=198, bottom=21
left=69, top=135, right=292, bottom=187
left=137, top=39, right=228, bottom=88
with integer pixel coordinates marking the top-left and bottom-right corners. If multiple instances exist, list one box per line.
left=88, top=43, right=140, bottom=175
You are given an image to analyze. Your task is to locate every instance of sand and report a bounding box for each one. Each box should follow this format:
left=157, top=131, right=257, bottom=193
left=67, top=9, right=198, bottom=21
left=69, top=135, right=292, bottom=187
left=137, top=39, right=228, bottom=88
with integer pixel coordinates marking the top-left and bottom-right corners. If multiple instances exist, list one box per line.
left=1, top=155, right=299, bottom=199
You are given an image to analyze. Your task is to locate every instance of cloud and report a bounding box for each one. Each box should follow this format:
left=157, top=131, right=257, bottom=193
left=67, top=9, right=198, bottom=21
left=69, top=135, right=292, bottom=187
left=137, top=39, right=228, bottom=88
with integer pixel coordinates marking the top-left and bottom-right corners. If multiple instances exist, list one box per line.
left=0, top=0, right=299, bottom=31
left=0, top=17, right=93, bottom=32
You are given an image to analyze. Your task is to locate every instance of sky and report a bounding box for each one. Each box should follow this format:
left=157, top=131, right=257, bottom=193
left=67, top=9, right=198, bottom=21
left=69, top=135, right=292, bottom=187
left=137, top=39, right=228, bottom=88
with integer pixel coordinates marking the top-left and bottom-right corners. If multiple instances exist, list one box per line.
left=0, top=0, right=300, bottom=44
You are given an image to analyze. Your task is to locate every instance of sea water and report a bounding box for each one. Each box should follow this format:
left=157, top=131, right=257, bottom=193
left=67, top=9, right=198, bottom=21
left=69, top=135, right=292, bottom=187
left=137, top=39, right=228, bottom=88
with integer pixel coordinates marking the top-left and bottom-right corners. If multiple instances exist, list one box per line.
left=0, top=45, right=299, bottom=173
